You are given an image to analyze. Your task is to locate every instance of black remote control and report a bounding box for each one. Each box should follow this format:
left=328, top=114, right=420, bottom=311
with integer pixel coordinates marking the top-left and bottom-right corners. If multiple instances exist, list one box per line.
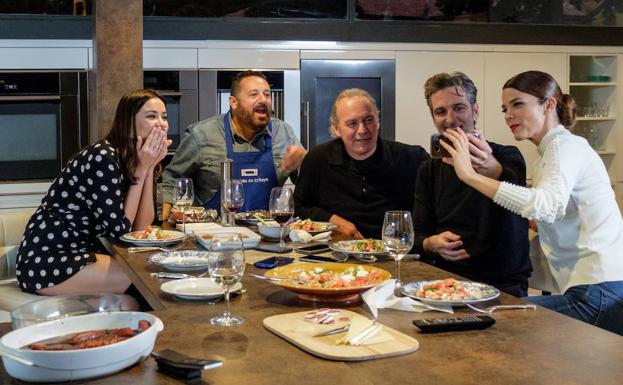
left=413, top=315, right=495, bottom=333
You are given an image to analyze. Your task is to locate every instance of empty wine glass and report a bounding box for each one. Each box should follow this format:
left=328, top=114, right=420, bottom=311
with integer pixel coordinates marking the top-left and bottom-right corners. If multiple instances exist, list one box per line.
left=208, top=233, right=245, bottom=326
left=382, top=211, right=414, bottom=294
left=268, top=187, right=294, bottom=250
left=222, top=179, right=244, bottom=226
left=173, top=178, right=194, bottom=234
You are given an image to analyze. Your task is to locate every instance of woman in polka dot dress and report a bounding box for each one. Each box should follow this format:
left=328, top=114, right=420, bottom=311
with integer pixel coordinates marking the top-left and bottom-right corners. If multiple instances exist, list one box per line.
left=16, top=89, right=170, bottom=297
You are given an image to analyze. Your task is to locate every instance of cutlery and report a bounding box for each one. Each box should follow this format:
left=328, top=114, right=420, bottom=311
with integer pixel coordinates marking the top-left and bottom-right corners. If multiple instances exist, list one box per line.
left=465, top=303, right=536, bottom=314
left=249, top=273, right=305, bottom=285
left=313, top=324, right=350, bottom=337
left=128, top=243, right=186, bottom=253
left=151, top=271, right=210, bottom=279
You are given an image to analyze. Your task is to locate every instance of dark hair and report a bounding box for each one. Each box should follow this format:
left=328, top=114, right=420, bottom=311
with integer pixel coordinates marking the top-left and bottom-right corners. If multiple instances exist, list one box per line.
left=104, top=89, right=165, bottom=189
left=424, top=72, right=478, bottom=112
left=230, top=70, right=269, bottom=97
left=503, top=71, right=576, bottom=128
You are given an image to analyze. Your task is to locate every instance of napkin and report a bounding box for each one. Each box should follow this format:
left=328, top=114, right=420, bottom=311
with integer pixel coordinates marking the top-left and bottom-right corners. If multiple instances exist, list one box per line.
left=289, top=230, right=332, bottom=243
left=362, top=279, right=453, bottom=318
left=337, top=317, right=394, bottom=346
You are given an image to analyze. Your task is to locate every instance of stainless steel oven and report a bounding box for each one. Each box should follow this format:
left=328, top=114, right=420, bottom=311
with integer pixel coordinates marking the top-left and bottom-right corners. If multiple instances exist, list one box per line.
left=0, top=71, right=89, bottom=181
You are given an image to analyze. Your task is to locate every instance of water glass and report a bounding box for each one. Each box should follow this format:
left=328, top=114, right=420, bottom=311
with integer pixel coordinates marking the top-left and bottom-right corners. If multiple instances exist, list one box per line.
left=208, top=233, right=245, bottom=326
left=173, top=178, right=194, bottom=234
left=382, top=211, right=414, bottom=293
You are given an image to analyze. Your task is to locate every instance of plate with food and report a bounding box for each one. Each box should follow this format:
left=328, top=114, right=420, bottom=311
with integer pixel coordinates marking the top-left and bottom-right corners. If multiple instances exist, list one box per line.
left=160, top=277, right=243, bottom=300
left=288, top=219, right=338, bottom=234
left=168, top=206, right=217, bottom=224
left=234, top=209, right=272, bottom=225
left=400, top=278, right=500, bottom=306
left=148, top=250, right=212, bottom=272
left=329, top=239, right=387, bottom=256
left=194, top=227, right=261, bottom=249
left=120, top=226, right=186, bottom=246
left=264, top=262, right=391, bottom=302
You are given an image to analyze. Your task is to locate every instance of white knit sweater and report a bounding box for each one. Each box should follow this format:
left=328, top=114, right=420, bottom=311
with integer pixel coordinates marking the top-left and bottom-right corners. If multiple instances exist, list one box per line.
left=493, top=125, right=623, bottom=292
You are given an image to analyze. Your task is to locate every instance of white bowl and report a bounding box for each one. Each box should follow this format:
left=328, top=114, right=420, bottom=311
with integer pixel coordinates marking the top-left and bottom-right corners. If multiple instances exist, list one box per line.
left=257, top=222, right=289, bottom=240
left=0, top=311, right=163, bottom=382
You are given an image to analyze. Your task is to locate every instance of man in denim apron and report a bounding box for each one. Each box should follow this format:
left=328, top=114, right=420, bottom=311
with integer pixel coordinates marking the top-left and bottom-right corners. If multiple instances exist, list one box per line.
left=162, top=71, right=306, bottom=220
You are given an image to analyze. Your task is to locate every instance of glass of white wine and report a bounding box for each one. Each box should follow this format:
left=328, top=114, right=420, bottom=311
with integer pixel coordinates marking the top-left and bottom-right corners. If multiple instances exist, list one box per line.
left=173, top=178, right=194, bottom=234
left=382, top=211, right=414, bottom=294
left=208, top=233, right=245, bottom=326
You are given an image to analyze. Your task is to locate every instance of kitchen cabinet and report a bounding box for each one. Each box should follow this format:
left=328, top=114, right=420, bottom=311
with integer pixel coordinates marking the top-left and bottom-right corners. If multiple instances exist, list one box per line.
left=568, top=55, right=618, bottom=183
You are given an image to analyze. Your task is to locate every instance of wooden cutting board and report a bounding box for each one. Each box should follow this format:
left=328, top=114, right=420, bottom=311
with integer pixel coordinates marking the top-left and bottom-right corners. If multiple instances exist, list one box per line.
left=263, top=310, right=419, bottom=361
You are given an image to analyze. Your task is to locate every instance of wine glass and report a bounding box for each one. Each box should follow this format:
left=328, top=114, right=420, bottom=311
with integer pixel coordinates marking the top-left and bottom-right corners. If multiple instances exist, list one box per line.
left=382, top=211, right=414, bottom=295
left=173, top=178, right=194, bottom=234
left=208, top=233, right=245, bottom=326
left=268, top=187, right=294, bottom=250
left=222, top=179, right=244, bottom=226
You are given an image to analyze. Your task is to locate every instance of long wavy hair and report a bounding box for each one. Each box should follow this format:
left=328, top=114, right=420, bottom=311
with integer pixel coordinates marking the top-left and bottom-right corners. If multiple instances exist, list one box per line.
left=104, top=89, right=166, bottom=191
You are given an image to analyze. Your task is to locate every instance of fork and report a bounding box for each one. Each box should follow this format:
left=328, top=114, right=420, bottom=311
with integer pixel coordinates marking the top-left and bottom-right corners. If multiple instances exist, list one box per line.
left=249, top=273, right=306, bottom=285
left=128, top=243, right=186, bottom=253
left=465, top=302, right=537, bottom=314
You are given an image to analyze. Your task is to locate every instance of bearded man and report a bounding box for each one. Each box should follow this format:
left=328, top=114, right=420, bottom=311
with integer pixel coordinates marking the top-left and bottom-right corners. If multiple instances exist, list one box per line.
left=162, top=70, right=306, bottom=219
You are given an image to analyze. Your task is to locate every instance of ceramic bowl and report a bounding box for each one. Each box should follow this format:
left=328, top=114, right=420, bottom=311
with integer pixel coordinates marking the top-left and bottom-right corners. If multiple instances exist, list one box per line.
left=0, top=311, right=163, bottom=382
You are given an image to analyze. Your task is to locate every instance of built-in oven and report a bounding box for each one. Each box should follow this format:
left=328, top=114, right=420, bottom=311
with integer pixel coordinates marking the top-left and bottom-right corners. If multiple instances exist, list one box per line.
left=0, top=71, right=89, bottom=181
left=144, top=70, right=199, bottom=153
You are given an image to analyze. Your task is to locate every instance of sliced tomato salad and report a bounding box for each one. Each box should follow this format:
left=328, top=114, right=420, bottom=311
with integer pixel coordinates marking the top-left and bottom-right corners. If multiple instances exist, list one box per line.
left=297, top=266, right=383, bottom=289
left=416, top=278, right=471, bottom=301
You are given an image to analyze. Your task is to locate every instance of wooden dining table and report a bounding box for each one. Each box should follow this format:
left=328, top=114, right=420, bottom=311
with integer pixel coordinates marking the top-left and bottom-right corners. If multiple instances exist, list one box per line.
left=1, top=231, right=623, bottom=385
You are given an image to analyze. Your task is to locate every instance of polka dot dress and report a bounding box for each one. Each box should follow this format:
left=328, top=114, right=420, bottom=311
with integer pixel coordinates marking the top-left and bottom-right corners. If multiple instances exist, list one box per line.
left=16, top=140, right=131, bottom=293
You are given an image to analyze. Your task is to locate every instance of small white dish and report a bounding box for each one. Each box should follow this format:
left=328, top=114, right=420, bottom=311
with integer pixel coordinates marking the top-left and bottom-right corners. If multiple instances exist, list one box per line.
left=160, top=278, right=243, bottom=300
left=194, top=227, right=261, bottom=249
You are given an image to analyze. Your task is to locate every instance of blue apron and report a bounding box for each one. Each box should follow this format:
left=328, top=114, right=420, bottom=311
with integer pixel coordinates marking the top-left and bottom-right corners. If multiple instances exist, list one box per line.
left=203, top=112, right=279, bottom=212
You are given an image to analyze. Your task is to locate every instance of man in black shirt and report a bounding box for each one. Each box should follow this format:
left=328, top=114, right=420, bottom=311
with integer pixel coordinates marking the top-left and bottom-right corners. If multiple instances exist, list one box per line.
left=295, top=88, right=429, bottom=238
left=413, top=72, right=532, bottom=296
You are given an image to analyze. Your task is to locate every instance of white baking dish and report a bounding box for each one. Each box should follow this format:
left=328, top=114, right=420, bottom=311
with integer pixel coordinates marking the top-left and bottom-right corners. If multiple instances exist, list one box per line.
left=0, top=311, right=163, bottom=382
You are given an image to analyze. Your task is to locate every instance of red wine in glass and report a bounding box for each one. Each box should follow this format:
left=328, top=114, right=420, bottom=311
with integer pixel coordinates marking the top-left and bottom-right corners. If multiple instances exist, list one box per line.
left=227, top=203, right=243, bottom=213
left=272, top=211, right=293, bottom=224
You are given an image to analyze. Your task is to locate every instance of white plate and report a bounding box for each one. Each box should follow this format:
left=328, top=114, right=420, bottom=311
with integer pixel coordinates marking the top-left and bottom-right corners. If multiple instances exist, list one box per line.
left=195, top=227, right=261, bottom=249
left=160, top=278, right=243, bottom=300
left=329, top=240, right=388, bottom=256
left=400, top=280, right=500, bottom=306
left=148, top=250, right=212, bottom=272
left=120, top=230, right=186, bottom=246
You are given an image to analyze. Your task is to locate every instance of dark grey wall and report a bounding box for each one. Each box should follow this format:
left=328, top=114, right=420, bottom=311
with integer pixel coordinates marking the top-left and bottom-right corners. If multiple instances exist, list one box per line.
left=1, top=15, right=623, bottom=46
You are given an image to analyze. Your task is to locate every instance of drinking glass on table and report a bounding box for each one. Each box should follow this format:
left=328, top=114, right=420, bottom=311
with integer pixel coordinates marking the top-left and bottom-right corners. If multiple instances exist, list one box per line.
left=173, top=178, right=194, bottom=234
left=208, top=233, right=245, bottom=326
left=268, top=187, right=294, bottom=250
left=382, top=210, right=414, bottom=294
left=222, top=179, right=244, bottom=226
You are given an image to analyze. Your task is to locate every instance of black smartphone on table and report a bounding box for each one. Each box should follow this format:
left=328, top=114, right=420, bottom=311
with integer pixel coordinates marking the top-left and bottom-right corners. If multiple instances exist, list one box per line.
left=299, top=255, right=338, bottom=263
left=296, top=244, right=331, bottom=255
left=254, top=256, right=295, bottom=269
left=254, top=242, right=293, bottom=253
left=151, top=349, right=223, bottom=370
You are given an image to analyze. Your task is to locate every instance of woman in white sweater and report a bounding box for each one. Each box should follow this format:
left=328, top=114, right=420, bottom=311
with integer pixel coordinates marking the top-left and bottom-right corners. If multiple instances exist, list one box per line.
left=439, top=70, right=623, bottom=335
